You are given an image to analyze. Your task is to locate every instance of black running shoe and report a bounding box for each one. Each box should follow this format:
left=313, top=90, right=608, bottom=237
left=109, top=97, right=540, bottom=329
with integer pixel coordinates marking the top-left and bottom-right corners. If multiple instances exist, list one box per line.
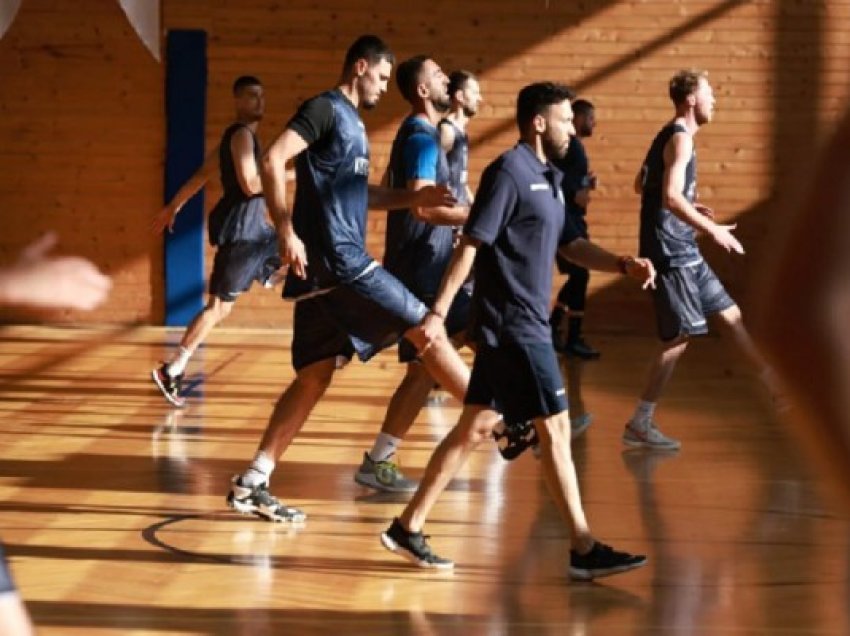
left=565, top=338, right=601, bottom=360
left=492, top=420, right=538, bottom=460
left=569, top=542, right=647, bottom=581
left=380, top=518, right=454, bottom=569
left=151, top=363, right=186, bottom=408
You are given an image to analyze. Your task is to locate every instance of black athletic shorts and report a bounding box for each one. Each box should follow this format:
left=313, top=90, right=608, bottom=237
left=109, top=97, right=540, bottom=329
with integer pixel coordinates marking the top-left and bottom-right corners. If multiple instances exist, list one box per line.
left=291, top=264, right=428, bottom=370
left=209, top=237, right=281, bottom=303
left=652, top=259, right=735, bottom=341
left=465, top=341, right=568, bottom=423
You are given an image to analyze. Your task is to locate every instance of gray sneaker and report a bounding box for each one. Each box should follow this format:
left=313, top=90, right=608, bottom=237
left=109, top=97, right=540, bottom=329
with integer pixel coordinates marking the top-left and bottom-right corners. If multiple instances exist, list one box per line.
left=622, top=421, right=681, bottom=451
left=354, top=453, right=418, bottom=493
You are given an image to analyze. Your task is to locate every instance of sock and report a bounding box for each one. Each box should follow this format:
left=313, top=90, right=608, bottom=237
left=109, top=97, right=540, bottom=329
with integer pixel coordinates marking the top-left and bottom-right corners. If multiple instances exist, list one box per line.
left=165, top=346, right=192, bottom=376
left=631, top=400, right=656, bottom=427
left=241, top=451, right=275, bottom=487
left=368, top=433, right=402, bottom=463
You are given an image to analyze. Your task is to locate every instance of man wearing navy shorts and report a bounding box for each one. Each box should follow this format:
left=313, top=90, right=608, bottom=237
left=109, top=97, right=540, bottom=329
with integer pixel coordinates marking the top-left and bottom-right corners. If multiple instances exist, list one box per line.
left=354, top=55, right=474, bottom=492
left=381, top=82, right=655, bottom=581
left=226, top=36, right=467, bottom=522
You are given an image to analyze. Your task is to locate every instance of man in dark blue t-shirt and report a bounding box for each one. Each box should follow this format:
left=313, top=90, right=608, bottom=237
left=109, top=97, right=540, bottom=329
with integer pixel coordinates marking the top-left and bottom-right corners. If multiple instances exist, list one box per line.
left=551, top=98, right=601, bottom=362
left=226, top=36, right=469, bottom=523
left=355, top=55, right=474, bottom=493
left=381, top=82, right=655, bottom=581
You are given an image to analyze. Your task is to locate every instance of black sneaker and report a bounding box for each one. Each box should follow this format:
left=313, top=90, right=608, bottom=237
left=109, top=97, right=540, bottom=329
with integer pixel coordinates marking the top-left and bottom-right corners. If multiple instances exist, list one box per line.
left=565, top=338, right=601, bottom=360
left=227, top=476, right=306, bottom=523
left=569, top=542, right=647, bottom=581
left=380, top=518, right=454, bottom=569
left=151, top=364, right=186, bottom=408
left=492, top=419, right=538, bottom=460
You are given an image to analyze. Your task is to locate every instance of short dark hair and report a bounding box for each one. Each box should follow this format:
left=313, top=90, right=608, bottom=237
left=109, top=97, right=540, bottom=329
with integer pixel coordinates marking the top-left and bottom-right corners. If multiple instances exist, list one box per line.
left=343, top=35, right=395, bottom=72
left=572, top=98, right=594, bottom=116
left=232, top=75, right=262, bottom=95
left=448, top=70, right=476, bottom=97
left=669, top=69, right=707, bottom=104
left=516, top=82, right=575, bottom=131
left=395, top=55, right=430, bottom=103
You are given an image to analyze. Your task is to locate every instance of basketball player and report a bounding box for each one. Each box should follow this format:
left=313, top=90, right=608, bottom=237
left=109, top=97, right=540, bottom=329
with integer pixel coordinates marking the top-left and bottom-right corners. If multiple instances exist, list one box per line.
left=151, top=75, right=281, bottom=408
left=439, top=70, right=482, bottom=207
left=625, top=69, right=777, bottom=451
left=354, top=56, right=472, bottom=493
left=551, top=98, right=600, bottom=361
left=226, top=36, right=469, bottom=522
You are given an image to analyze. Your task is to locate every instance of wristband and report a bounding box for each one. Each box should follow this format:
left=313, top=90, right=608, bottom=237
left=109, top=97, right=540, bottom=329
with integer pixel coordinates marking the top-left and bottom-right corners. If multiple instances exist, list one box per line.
left=617, top=255, right=635, bottom=274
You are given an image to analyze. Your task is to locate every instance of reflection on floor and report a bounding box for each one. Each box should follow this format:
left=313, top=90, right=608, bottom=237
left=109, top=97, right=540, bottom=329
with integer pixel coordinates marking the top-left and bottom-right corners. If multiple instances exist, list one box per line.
left=0, top=325, right=846, bottom=635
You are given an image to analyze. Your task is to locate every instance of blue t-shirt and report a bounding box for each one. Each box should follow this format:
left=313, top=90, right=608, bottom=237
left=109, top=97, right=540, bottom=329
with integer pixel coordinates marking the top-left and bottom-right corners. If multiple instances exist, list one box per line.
left=638, top=123, right=701, bottom=270
left=465, top=142, right=581, bottom=346
left=282, top=89, right=373, bottom=298
left=383, top=116, right=453, bottom=299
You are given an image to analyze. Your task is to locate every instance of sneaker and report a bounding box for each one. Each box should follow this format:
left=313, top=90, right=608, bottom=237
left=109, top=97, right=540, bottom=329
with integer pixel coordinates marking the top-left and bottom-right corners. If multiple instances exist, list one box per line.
left=226, top=476, right=306, bottom=523
left=354, top=453, right=418, bottom=493
left=569, top=541, right=647, bottom=581
left=151, top=364, right=186, bottom=408
left=380, top=518, right=454, bottom=569
left=565, top=338, right=601, bottom=360
left=622, top=421, right=681, bottom=451
left=570, top=412, right=593, bottom=439
left=492, top=420, right=538, bottom=460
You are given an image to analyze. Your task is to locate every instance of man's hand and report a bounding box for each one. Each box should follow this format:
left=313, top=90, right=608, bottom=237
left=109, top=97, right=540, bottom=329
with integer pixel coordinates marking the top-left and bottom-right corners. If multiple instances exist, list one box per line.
left=278, top=230, right=308, bottom=279
left=151, top=205, right=178, bottom=234
left=709, top=223, right=745, bottom=254
left=1, top=233, right=112, bottom=310
left=574, top=188, right=591, bottom=208
left=414, top=184, right=457, bottom=208
left=415, top=311, right=448, bottom=355
left=625, top=256, right=657, bottom=290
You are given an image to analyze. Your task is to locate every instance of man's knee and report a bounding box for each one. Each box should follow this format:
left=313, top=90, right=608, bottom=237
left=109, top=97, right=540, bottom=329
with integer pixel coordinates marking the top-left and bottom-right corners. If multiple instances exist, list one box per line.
left=295, top=359, right=337, bottom=393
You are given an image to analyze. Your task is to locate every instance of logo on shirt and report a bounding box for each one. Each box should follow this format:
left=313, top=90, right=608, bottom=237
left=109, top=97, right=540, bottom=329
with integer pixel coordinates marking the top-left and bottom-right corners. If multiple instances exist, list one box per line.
left=353, top=157, right=370, bottom=176
left=530, top=183, right=550, bottom=191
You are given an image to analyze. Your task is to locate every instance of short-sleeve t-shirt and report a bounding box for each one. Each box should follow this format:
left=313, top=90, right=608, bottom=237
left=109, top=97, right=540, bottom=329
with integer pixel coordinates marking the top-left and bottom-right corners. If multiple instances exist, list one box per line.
left=383, top=116, right=453, bottom=299
left=282, top=89, right=373, bottom=299
left=464, top=142, right=581, bottom=346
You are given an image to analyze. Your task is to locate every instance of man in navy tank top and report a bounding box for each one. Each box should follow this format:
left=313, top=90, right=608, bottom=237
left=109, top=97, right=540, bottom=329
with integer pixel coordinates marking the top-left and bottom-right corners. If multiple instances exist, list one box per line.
left=625, top=69, right=779, bottom=451
left=439, top=70, right=482, bottom=208
left=354, top=56, right=473, bottom=493
left=381, top=82, right=655, bottom=580
left=226, top=36, right=468, bottom=523
left=151, top=76, right=282, bottom=408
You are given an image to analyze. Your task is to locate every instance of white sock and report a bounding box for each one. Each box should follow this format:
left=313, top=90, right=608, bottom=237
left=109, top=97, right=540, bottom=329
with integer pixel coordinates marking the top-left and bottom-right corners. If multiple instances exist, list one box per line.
left=631, top=401, right=656, bottom=427
left=166, top=346, right=192, bottom=376
left=241, top=451, right=275, bottom=487
left=368, top=433, right=401, bottom=463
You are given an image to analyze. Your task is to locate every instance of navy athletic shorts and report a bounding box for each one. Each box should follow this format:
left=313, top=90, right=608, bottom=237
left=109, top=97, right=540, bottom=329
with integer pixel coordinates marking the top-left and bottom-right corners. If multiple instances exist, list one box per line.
left=291, top=264, right=428, bottom=370
left=465, top=341, right=568, bottom=423
left=652, top=259, right=735, bottom=341
left=209, top=237, right=281, bottom=303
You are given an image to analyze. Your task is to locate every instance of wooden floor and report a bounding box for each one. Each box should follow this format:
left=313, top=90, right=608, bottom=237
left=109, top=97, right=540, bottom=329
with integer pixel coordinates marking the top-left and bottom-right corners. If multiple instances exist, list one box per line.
left=0, top=324, right=847, bottom=635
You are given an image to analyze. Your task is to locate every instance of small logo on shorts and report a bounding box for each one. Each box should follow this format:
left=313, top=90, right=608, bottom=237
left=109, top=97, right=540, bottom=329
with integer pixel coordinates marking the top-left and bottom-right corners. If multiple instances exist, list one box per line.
left=556, top=388, right=566, bottom=396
